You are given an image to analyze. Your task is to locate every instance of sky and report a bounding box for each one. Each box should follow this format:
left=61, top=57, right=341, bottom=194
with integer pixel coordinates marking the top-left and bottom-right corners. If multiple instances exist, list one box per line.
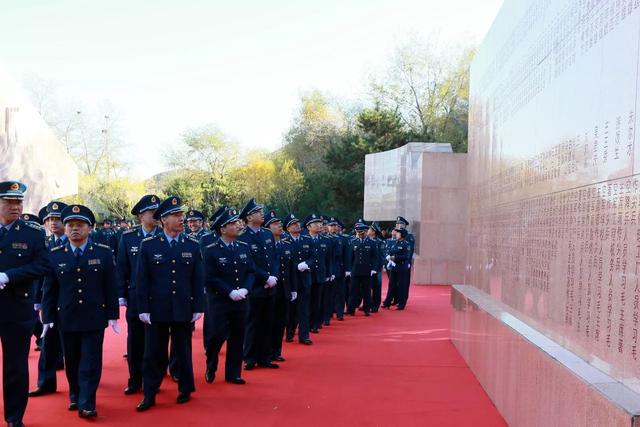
left=1, top=0, right=503, bottom=179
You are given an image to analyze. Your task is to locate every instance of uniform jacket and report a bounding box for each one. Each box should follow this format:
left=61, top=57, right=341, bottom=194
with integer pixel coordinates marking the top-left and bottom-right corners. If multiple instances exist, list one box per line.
left=346, top=236, right=379, bottom=277
left=42, top=240, right=119, bottom=331
left=136, top=234, right=205, bottom=322
left=274, top=239, right=296, bottom=300
left=237, top=226, right=279, bottom=297
left=0, top=219, right=48, bottom=321
left=203, top=238, right=255, bottom=299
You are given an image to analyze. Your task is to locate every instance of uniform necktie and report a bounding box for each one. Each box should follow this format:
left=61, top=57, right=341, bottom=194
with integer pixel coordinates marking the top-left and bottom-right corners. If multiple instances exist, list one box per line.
left=55, top=238, right=61, bottom=247
left=170, top=239, right=177, bottom=248
left=74, top=247, right=82, bottom=259
left=0, top=226, right=6, bottom=242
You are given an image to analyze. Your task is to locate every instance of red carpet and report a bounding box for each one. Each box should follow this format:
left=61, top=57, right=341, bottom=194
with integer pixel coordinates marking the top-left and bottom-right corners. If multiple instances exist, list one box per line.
left=13, top=285, right=505, bottom=426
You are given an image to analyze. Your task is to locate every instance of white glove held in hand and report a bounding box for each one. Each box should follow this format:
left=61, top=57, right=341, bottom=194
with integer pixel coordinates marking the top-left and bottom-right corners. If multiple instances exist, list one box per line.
left=139, top=313, right=151, bottom=324
left=345, top=271, right=351, bottom=277
left=191, top=312, right=203, bottom=322
left=290, top=291, right=297, bottom=302
left=109, top=319, right=120, bottom=334
left=118, top=298, right=127, bottom=306
left=266, top=276, right=278, bottom=287
left=238, top=288, right=248, bottom=298
left=297, top=262, right=309, bottom=272
left=370, top=270, right=377, bottom=277
left=41, top=323, right=54, bottom=338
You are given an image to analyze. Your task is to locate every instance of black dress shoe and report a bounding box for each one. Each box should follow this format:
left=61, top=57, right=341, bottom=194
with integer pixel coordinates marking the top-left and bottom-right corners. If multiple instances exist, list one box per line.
left=136, top=396, right=156, bottom=412
left=78, top=409, right=97, bottom=418
left=8, top=421, right=25, bottom=427
left=371, top=309, right=378, bottom=313
left=28, top=387, right=55, bottom=397
left=396, top=307, right=405, bottom=311
left=285, top=336, right=294, bottom=343
left=176, top=392, right=190, bottom=404
left=171, top=375, right=179, bottom=383
left=299, top=339, right=313, bottom=345
left=68, top=402, right=78, bottom=411
left=364, top=312, right=370, bottom=317
left=318, top=324, right=323, bottom=329
left=337, top=316, right=344, bottom=321
left=347, top=311, right=355, bottom=316
left=257, top=362, right=279, bottom=369
left=205, top=369, right=215, bottom=383
left=225, top=377, right=246, bottom=385
left=381, top=305, right=390, bottom=309
left=310, top=328, right=319, bottom=334
left=272, top=355, right=285, bottom=362
left=322, top=321, right=330, bottom=326
left=124, top=385, right=141, bottom=395
left=244, top=362, right=255, bottom=371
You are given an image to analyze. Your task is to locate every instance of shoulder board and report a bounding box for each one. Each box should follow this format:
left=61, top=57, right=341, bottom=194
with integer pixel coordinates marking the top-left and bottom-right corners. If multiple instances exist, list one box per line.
left=51, top=245, right=65, bottom=252
left=23, top=222, right=43, bottom=231
left=206, top=242, right=218, bottom=249
left=281, top=240, right=291, bottom=245
left=301, top=235, right=312, bottom=240
left=236, top=240, right=248, bottom=245
left=95, top=243, right=112, bottom=250
left=123, top=229, right=137, bottom=236
left=187, top=236, right=199, bottom=243
left=142, top=235, right=158, bottom=243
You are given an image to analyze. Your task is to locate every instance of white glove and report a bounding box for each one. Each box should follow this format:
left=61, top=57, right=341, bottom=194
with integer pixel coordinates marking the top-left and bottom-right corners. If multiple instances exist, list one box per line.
left=41, top=323, right=54, bottom=338
left=118, top=298, right=127, bottom=306
left=345, top=271, right=351, bottom=277
left=386, top=261, right=395, bottom=270
left=238, top=288, right=248, bottom=298
left=229, top=290, right=242, bottom=301
left=138, top=313, right=151, bottom=324
left=0, top=272, right=8, bottom=284
left=330, top=275, right=335, bottom=281
left=34, top=303, right=42, bottom=311
left=191, top=312, right=203, bottom=322
left=408, top=263, right=411, bottom=269
left=297, top=262, right=309, bottom=272
left=109, top=319, right=120, bottom=334
left=290, top=291, right=297, bottom=302
left=385, top=255, right=391, bottom=262
left=370, top=270, right=377, bottom=277
left=266, top=276, right=278, bottom=287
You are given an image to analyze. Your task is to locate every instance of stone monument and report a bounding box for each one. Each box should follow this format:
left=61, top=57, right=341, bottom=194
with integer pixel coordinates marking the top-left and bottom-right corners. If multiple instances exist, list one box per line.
left=452, top=0, right=640, bottom=425
left=0, top=66, right=77, bottom=212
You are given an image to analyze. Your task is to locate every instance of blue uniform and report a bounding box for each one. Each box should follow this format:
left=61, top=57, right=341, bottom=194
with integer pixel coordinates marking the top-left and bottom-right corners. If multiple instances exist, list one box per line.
left=332, top=233, right=350, bottom=319
left=116, top=226, right=161, bottom=391
left=308, top=235, right=332, bottom=331
left=203, top=238, right=255, bottom=380
left=321, top=234, right=340, bottom=324
left=346, top=236, right=379, bottom=315
left=42, top=240, right=119, bottom=412
left=383, top=238, right=399, bottom=307
left=237, top=226, right=279, bottom=365
left=390, top=238, right=412, bottom=309
left=370, top=236, right=386, bottom=312
left=0, top=219, right=48, bottom=424
left=136, top=233, right=205, bottom=398
left=271, top=239, right=296, bottom=359
left=284, top=235, right=314, bottom=342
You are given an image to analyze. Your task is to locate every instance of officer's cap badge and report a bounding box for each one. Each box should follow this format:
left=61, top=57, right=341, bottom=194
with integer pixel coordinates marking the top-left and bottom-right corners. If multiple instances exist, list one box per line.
left=52, top=203, right=59, bottom=210
left=72, top=206, right=80, bottom=213
left=151, top=196, right=156, bottom=202
left=172, top=198, right=177, bottom=205
left=10, top=183, right=19, bottom=191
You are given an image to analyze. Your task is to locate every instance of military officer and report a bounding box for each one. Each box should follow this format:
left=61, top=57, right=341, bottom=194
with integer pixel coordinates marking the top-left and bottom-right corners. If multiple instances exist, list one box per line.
left=319, top=215, right=336, bottom=327
left=390, top=228, right=412, bottom=310
left=395, top=216, right=415, bottom=264
left=328, top=217, right=348, bottom=321
left=186, top=210, right=207, bottom=240
left=135, top=196, right=204, bottom=411
left=199, top=205, right=227, bottom=256
left=238, top=199, right=280, bottom=370
left=116, top=194, right=162, bottom=395
left=94, top=219, right=118, bottom=255
left=0, top=181, right=49, bottom=427
left=30, top=201, right=68, bottom=398
left=304, top=214, right=332, bottom=333
left=263, top=211, right=297, bottom=362
left=283, top=214, right=314, bottom=345
left=346, top=219, right=378, bottom=316
left=367, top=223, right=386, bottom=313
left=382, top=229, right=399, bottom=308
left=202, top=208, right=254, bottom=384
left=41, top=204, right=119, bottom=418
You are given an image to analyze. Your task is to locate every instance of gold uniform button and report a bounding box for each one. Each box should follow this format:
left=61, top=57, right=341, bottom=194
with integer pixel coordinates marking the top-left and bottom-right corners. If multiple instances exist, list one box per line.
left=172, top=270, right=176, bottom=273
left=77, top=278, right=82, bottom=282
left=24, top=293, right=28, bottom=297
left=172, top=290, right=176, bottom=294
left=77, top=268, right=81, bottom=272
left=172, top=280, right=176, bottom=284
left=78, top=289, right=83, bottom=293
left=172, top=260, right=176, bottom=264
left=79, top=300, right=83, bottom=304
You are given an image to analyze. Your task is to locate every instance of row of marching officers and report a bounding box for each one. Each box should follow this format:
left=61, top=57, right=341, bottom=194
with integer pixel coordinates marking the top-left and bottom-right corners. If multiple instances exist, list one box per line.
left=0, top=180, right=414, bottom=425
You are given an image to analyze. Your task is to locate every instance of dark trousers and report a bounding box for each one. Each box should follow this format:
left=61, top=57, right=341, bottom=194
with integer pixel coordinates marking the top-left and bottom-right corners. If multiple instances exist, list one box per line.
left=271, top=295, right=289, bottom=358
left=321, top=279, right=335, bottom=323
left=348, top=275, right=372, bottom=314
left=397, top=270, right=411, bottom=308
left=204, top=295, right=246, bottom=380
left=32, top=319, right=43, bottom=349
left=383, top=270, right=398, bottom=306
left=287, top=283, right=311, bottom=341
left=36, top=327, right=64, bottom=390
left=0, top=318, right=35, bottom=423
left=310, top=282, right=323, bottom=329
left=371, top=272, right=382, bottom=311
left=333, top=275, right=347, bottom=318
left=61, top=329, right=105, bottom=411
left=125, top=308, right=145, bottom=389
left=143, top=322, right=194, bottom=397
left=244, top=296, right=275, bottom=365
